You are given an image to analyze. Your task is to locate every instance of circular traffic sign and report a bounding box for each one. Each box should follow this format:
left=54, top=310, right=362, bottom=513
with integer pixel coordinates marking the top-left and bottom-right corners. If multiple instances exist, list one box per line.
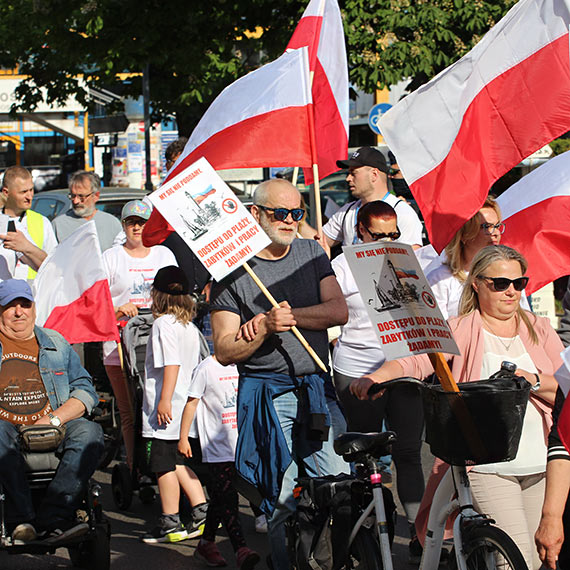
left=368, top=103, right=393, bottom=135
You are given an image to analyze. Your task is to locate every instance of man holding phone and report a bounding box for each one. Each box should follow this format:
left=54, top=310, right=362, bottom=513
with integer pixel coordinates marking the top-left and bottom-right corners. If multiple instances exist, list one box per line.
left=0, top=166, right=58, bottom=281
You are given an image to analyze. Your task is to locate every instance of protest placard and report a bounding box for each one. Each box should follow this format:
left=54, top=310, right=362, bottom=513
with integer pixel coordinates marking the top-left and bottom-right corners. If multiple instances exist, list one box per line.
left=148, top=157, right=271, bottom=281
left=343, top=241, right=460, bottom=360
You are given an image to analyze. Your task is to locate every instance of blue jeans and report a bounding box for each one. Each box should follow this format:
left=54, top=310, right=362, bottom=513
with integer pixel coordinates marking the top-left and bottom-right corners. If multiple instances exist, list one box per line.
left=268, top=391, right=349, bottom=570
left=0, top=418, right=104, bottom=528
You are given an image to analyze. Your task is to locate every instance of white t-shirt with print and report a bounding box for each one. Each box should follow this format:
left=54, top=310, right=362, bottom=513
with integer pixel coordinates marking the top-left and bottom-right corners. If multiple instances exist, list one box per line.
left=142, top=314, right=202, bottom=440
left=187, top=356, right=239, bottom=463
left=102, top=245, right=177, bottom=365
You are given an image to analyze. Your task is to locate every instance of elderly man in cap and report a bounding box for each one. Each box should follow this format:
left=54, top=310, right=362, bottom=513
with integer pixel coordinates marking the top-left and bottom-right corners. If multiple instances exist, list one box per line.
left=322, top=146, right=423, bottom=249
left=0, top=279, right=103, bottom=545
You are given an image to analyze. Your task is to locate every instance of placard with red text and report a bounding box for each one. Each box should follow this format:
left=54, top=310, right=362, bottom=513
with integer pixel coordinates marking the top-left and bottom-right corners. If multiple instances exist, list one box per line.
left=343, top=241, right=460, bottom=359
left=148, top=157, right=271, bottom=281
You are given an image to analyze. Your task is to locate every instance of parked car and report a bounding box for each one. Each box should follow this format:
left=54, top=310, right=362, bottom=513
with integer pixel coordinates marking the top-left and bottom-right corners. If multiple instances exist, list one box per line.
left=31, top=187, right=148, bottom=221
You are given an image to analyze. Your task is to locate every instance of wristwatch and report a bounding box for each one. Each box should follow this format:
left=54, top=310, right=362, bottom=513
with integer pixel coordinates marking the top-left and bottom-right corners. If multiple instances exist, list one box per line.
left=48, top=413, right=62, bottom=427
left=531, top=374, right=541, bottom=392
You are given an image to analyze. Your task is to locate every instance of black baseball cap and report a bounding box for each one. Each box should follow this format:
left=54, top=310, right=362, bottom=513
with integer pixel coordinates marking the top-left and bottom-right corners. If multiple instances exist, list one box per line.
left=336, top=147, right=389, bottom=173
left=153, top=266, right=189, bottom=295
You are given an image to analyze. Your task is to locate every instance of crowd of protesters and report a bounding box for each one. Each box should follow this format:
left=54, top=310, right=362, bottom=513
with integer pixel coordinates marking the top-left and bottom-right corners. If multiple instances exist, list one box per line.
left=0, top=142, right=569, bottom=570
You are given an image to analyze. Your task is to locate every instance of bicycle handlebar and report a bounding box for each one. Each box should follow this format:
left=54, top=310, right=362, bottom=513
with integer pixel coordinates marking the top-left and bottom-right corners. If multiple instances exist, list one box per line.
left=367, top=377, right=424, bottom=398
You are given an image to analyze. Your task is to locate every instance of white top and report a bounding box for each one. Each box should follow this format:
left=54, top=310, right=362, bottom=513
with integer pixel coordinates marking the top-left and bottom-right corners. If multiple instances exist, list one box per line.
left=187, top=356, right=239, bottom=463
left=322, top=194, right=423, bottom=247
left=102, top=245, right=177, bottom=365
left=472, top=331, right=547, bottom=476
left=142, top=315, right=202, bottom=440
left=426, top=263, right=532, bottom=320
left=0, top=211, right=58, bottom=281
left=331, top=253, right=386, bottom=377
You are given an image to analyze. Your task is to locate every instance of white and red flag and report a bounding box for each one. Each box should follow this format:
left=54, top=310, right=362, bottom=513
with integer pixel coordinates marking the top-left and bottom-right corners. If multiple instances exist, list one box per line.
left=168, top=47, right=313, bottom=180
left=497, top=150, right=570, bottom=295
left=286, top=0, right=349, bottom=184
left=379, top=0, right=570, bottom=252
left=33, top=221, right=119, bottom=344
left=144, top=47, right=313, bottom=246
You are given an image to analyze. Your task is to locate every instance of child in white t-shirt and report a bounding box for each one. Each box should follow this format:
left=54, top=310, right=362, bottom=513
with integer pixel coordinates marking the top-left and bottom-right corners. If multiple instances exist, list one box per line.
left=141, top=266, right=208, bottom=544
left=179, top=356, right=259, bottom=569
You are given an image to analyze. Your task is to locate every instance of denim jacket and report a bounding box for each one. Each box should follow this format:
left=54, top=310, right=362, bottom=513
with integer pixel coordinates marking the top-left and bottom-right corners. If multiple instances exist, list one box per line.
left=0, top=326, right=98, bottom=414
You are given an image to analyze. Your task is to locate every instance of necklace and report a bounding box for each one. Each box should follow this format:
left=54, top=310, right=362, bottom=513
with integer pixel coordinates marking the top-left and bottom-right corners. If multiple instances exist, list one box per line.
left=483, top=315, right=518, bottom=353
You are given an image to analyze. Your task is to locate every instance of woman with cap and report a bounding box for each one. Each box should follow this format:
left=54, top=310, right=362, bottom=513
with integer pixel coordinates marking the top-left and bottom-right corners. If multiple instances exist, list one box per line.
left=102, top=199, right=177, bottom=469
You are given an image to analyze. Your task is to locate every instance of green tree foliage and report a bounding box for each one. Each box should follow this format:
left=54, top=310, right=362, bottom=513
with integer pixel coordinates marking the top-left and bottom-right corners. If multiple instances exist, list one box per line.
left=0, top=0, right=517, bottom=133
left=343, top=0, right=517, bottom=93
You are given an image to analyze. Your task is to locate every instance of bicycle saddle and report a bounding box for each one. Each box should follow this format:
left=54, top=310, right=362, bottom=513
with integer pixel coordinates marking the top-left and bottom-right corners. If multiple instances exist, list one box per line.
left=334, top=431, right=397, bottom=462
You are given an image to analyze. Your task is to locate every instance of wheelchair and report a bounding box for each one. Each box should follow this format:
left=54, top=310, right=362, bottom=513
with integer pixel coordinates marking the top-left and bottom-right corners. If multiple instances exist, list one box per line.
left=0, top=425, right=111, bottom=569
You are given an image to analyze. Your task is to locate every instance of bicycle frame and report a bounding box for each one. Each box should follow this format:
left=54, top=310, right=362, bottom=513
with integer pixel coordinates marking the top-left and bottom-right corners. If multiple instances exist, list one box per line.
left=420, top=464, right=484, bottom=570
left=348, top=468, right=394, bottom=570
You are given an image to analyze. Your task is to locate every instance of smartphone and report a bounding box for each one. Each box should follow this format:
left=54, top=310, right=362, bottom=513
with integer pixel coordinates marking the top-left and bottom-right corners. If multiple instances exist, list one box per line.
left=7, top=220, right=15, bottom=233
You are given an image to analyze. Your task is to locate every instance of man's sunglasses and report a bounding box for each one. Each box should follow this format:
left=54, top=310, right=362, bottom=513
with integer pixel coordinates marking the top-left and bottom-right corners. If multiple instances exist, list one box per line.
left=363, top=225, right=401, bottom=241
left=257, top=205, right=304, bottom=222
left=477, top=275, right=529, bottom=292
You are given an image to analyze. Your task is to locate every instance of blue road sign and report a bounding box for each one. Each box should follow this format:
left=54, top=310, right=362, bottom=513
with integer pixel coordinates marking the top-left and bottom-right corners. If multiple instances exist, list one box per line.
left=368, top=103, right=393, bottom=135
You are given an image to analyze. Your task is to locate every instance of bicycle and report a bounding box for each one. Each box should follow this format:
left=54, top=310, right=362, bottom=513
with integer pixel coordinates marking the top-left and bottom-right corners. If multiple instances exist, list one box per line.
left=287, top=370, right=530, bottom=570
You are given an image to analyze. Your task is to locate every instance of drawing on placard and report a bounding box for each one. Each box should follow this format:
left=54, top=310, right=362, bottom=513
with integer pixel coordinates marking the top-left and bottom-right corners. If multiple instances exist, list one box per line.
left=368, top=259, right=420, bottom=313
left=179, top=185, right=222, bottom=241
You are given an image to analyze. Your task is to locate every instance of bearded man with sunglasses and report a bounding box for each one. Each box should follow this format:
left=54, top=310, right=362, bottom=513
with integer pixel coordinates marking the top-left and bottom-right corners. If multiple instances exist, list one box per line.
left=210, top=178, right=349, bottom=570
left=352, top=244, right=561, bottom=570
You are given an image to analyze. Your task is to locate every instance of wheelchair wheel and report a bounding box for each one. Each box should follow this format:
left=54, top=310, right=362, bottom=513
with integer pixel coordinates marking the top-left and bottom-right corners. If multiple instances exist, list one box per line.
left=112, top=462, right=133, bottom=510
left=68, top=523, right=110, bottom=570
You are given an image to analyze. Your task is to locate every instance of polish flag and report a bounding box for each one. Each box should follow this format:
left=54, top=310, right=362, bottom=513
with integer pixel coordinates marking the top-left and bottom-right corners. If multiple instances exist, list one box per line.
left=379, top=0, right=570, bottom=252
left=144, top=47, right=313, bottom=246
left=33, top=222, right=119, bottom=344
left=286, top=0, right=349, bottom=184
left=497, top=150, right=570, bottom=295
left=167, top=47, right=313, bottom=180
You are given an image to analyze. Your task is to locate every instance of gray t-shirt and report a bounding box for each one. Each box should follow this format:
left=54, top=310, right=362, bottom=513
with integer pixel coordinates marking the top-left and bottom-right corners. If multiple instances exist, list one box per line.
left=210, top=239, right=334, bottom=377
left=53, top=209, right=122, bottom=252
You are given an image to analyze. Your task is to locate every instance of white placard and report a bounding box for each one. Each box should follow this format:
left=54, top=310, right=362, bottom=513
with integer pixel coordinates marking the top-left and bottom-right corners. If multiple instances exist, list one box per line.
left=148, top=157, right=271, bottom=281
left=343, top=241, right=460, bottom=359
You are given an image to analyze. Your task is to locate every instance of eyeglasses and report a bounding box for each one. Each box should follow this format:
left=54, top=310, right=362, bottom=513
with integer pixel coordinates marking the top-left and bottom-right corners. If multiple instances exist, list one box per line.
left=480, top=222, right=505, bottom=235
left=477, top=275, right=529, bottom=292
left=257, top=205, right=304, bottom=222
left=124, top=217, right=147, bottom=227
left=68, top=191, right=95, bottom=202
left=363, top=225, right=401, bottom=241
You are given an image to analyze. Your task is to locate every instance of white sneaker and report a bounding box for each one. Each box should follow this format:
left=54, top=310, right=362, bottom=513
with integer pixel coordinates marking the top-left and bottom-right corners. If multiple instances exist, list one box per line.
left=254, top=514, right=267, bottom=534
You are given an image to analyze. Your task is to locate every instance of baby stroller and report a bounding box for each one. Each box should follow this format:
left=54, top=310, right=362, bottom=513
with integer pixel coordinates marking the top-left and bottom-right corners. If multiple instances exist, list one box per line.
left=111, top=311, right=157, bottom=510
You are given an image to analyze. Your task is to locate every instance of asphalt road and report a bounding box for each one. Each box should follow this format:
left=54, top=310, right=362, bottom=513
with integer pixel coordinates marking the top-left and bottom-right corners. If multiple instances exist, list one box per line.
left=0, top=446, right=436, bottom=570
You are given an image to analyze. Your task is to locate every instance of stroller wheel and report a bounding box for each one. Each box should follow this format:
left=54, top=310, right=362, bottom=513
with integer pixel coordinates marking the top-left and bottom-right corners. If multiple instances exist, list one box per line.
left=139, top=485, right=156, bottom=505
left=112, top=463, right=133, bottom=510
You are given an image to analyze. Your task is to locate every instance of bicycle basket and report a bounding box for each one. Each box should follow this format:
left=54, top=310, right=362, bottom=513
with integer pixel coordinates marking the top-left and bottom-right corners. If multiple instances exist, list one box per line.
left=422, top=375, right=531, bottom=465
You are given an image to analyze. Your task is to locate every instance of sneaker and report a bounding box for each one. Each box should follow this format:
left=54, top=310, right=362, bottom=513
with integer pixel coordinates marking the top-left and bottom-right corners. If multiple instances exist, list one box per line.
left=408, top=535, right=423, bottom=565
left=11, top=523, right=37, bottom=544
left=41, top=522, right=89, bottom=545
left=254, top=514, right=267, bottom=534
left=188, top=504, right=208, bottom=539
left=195, top=539, right=227, bottom=567
left=141, top=518, right=189, bottom=544
left=236, top=546, right=260, bottom=570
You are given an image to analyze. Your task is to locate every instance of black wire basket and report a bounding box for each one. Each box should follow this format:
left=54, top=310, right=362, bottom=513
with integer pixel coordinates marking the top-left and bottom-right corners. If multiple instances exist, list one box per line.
left=422, top=375, right=531, bottom=465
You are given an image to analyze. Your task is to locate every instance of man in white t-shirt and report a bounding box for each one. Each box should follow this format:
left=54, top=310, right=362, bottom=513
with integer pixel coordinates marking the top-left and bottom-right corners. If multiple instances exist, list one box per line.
left=322, top=147, right=423, bottom=250
left=0, top=166, right=58, bottom=281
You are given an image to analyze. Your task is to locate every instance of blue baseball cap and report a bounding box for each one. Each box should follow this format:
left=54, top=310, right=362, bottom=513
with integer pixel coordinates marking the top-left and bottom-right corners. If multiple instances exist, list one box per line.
left=121, top=199, right=152, bottom=221
left=0, top=279, right=34, bottom=306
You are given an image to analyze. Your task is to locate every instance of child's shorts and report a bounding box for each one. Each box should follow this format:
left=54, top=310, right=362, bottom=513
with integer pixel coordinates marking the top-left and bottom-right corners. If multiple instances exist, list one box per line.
left=143, top=438, right=187, bottom=474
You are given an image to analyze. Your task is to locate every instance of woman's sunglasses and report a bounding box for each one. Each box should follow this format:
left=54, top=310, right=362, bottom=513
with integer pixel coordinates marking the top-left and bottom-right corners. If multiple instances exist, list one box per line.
left=363, top=225, right=401, bottom=241
left=477, top=275, right=529, bottom=292
left=257, top=205, right=305, bottom=222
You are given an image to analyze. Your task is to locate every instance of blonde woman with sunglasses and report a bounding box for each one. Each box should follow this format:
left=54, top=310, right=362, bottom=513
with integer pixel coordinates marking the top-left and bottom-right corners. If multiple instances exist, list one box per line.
left=351, top=245, right=562, bottom=569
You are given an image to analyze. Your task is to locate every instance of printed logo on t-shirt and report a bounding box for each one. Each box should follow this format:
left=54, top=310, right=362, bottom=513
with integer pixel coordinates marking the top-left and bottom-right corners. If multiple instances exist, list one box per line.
left=129, top=270, right=155, bottom=306
left=221, top=377, right=238, bottom=429
left=0, top=347, right=51, bottom=425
